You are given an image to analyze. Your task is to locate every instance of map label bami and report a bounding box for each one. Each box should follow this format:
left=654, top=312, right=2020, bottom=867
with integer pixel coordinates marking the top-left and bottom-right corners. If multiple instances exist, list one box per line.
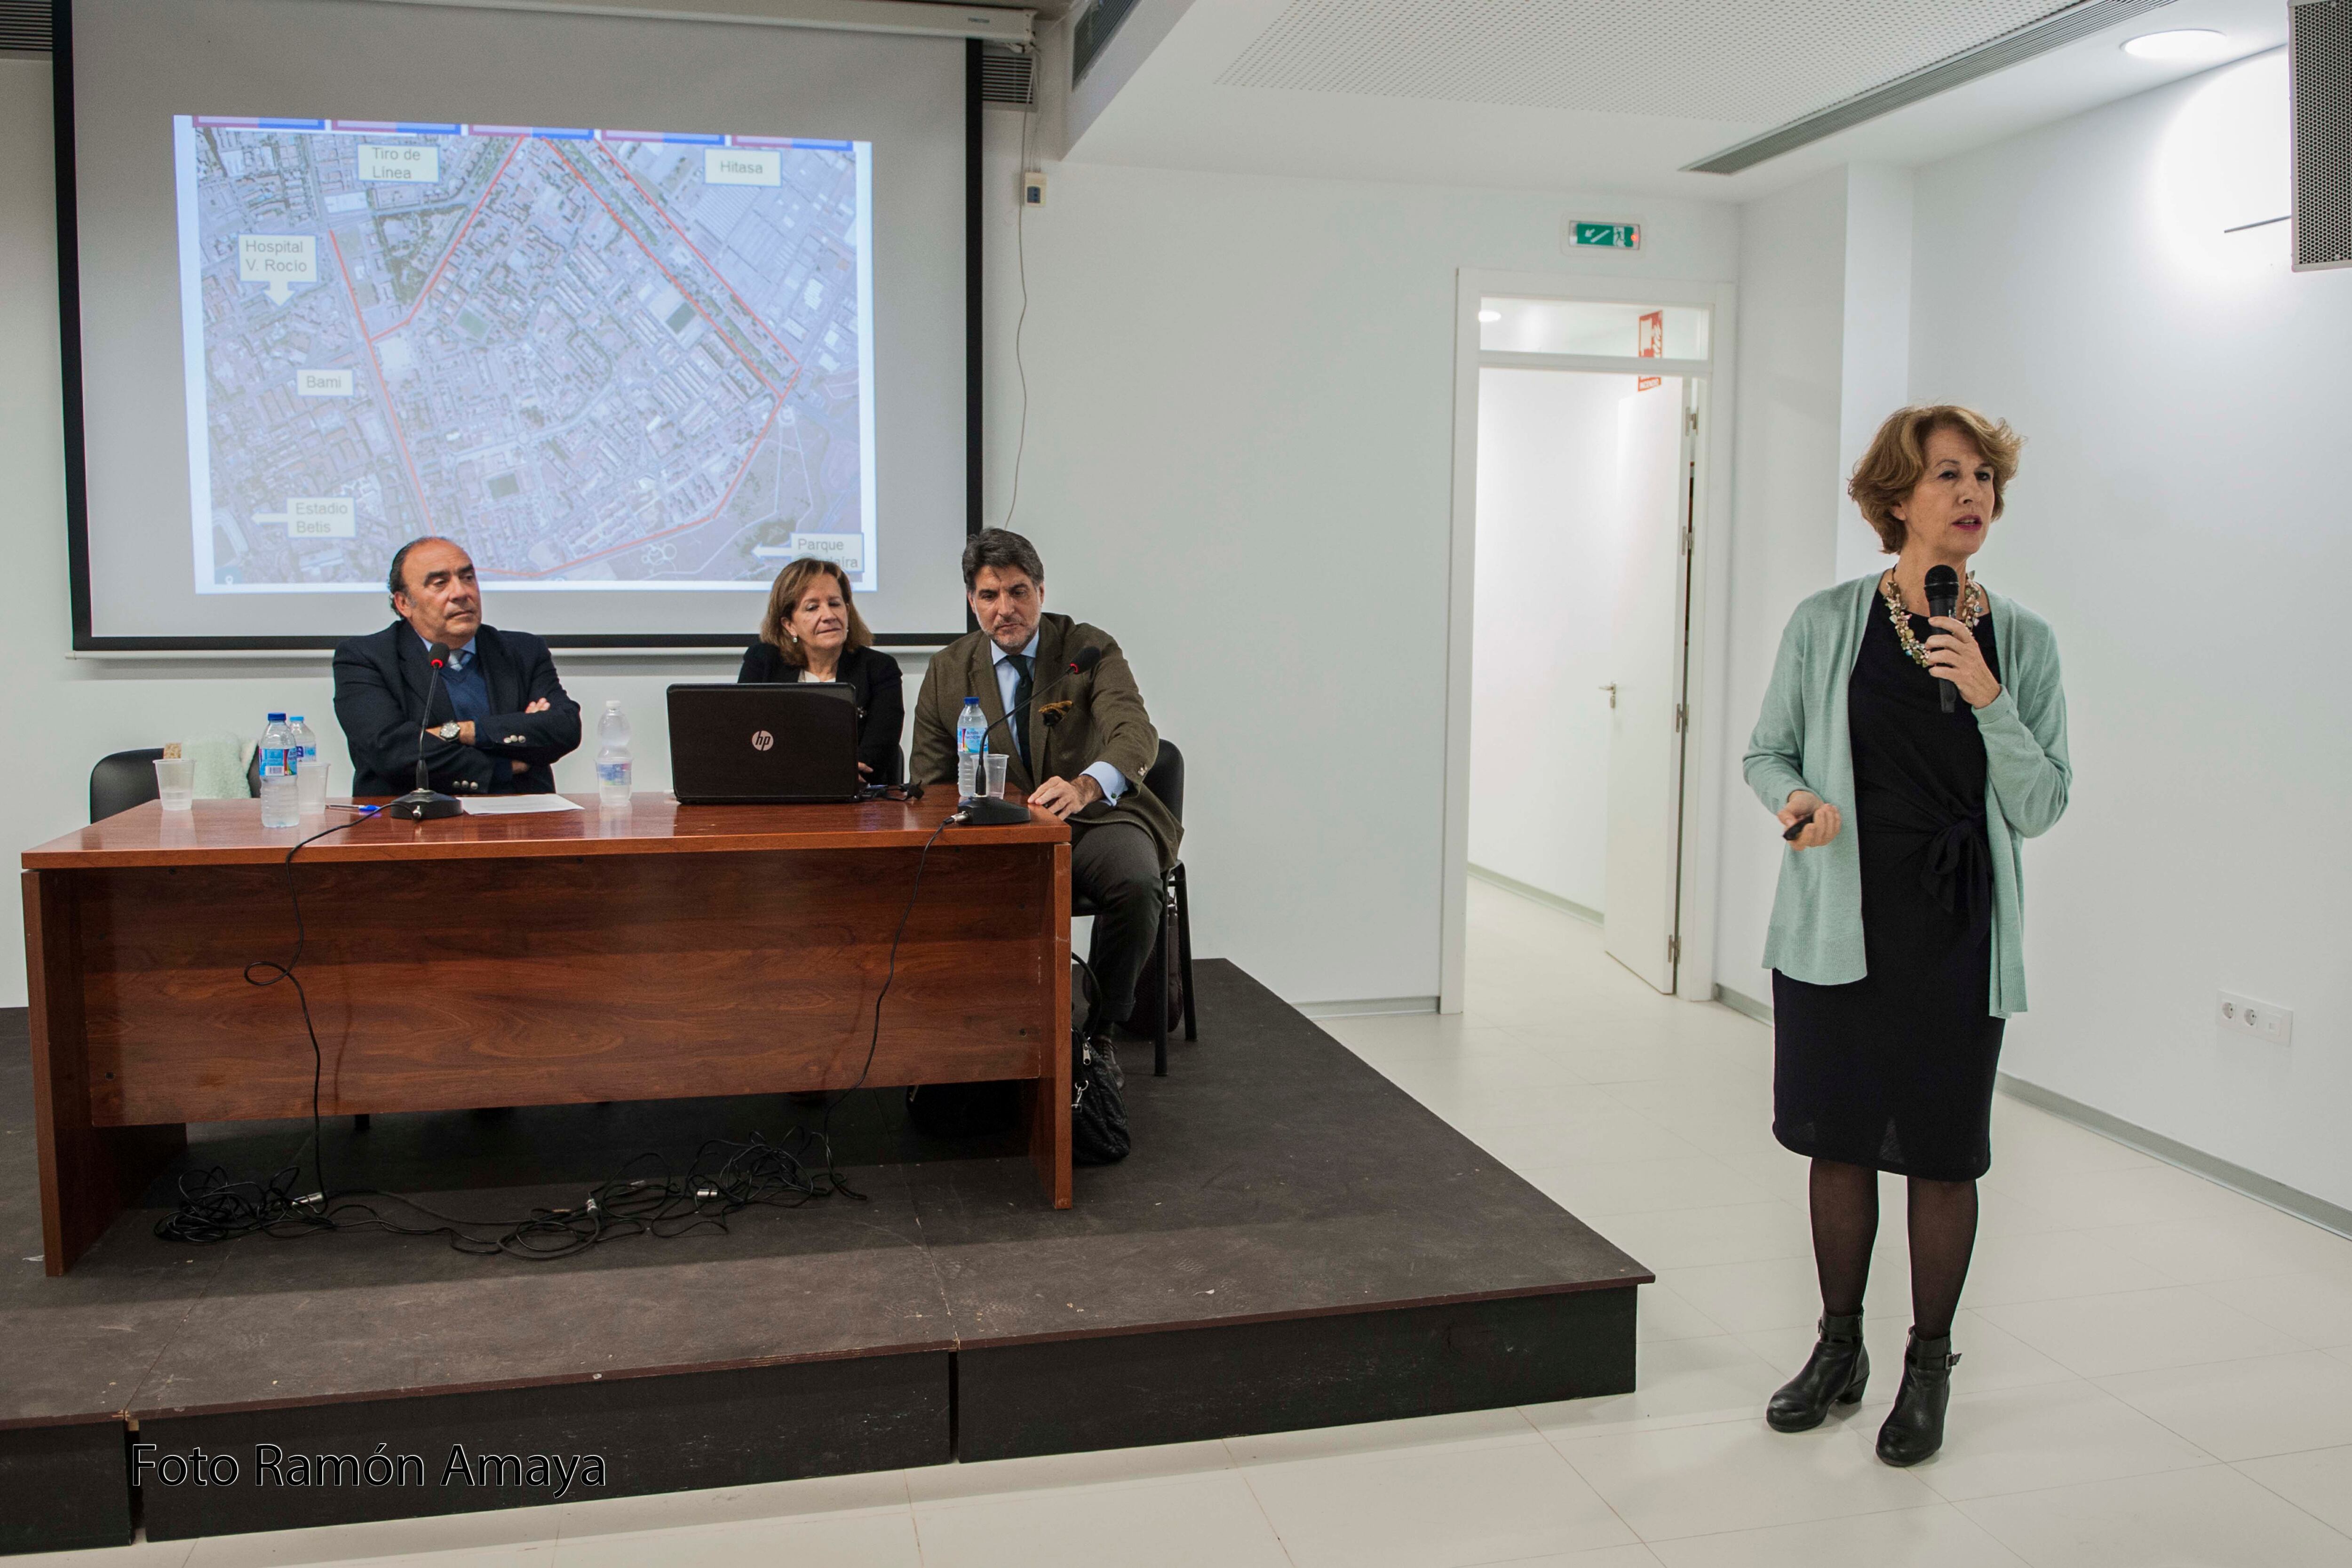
left=705, top=147, right=781, bottom=187
left=296, top=369, right=355, bottom=398
left=359, top=143, right=440, bottom=183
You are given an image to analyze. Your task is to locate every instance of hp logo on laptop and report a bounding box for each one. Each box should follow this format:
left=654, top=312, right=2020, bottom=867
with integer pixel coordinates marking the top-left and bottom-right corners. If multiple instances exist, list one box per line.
left=751, top=730, right=775, bottom=751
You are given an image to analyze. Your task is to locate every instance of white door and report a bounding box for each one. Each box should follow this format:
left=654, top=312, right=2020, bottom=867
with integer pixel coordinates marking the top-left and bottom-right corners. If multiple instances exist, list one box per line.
left=1601, top=379, right=1696, bottom=993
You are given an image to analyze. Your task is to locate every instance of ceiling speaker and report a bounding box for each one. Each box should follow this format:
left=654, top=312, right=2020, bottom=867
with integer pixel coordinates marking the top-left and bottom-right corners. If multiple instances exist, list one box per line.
left=2293, top=0, right=2351, bottom=270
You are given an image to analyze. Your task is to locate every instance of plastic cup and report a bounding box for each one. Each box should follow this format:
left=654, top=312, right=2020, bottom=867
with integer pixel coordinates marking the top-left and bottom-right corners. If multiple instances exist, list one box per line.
left=985, top=753, right=1009, bottom=799
left=297, top=760, right=331, bottom=814
left=153, top=756, right=194, bottom=811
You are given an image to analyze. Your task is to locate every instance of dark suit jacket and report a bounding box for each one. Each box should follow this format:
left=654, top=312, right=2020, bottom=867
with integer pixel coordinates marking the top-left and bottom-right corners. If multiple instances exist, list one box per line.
left=911, top=612, right=1180, bottom=869
left=332, top=621, right=582, bottom=798
left=736, top=640, right=906, bottom=783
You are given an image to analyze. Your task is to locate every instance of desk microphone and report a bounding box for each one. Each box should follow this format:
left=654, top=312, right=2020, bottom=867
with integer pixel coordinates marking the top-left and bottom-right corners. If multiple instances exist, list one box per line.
left=950, top=645, right=1104, bottom=827
left=387, top=641, right=463, bottom=820
left=1924, top=565, right=1961, bottom=714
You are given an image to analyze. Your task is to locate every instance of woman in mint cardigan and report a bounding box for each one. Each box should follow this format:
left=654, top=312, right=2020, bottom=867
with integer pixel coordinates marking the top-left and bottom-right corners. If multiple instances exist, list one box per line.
left=1744, top=406, right=2070, bottom=1466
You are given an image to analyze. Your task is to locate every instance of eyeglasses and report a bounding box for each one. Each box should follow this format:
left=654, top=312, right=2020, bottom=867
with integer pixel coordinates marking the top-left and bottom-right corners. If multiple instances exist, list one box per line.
left=857, top=780, right=927, bottom=803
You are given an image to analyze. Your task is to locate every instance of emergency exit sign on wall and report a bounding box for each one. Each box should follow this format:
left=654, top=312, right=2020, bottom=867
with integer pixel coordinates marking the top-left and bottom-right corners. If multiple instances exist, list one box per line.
left=1569, top=220, right=1641, bottom=250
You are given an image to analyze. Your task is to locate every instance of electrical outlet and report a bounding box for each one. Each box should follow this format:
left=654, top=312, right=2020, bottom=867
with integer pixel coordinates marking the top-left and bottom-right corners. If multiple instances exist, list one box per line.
left=2217, top=990, right=2293, bottom=1046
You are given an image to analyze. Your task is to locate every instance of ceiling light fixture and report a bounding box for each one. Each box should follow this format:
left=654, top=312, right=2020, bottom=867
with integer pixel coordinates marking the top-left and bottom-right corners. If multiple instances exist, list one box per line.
left=1685, top=0, right=2177, bottom=175
left=1477, top=310, right=1502, bottom=323
left=2122, top=28, right=2230, bottom=61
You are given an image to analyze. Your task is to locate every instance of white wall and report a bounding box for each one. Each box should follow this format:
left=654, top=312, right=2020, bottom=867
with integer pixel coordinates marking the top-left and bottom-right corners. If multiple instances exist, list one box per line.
left=1711, top=168, right=1850, bottom=1010
left=3, top=60, right=1739, bottom=1011
left=1467, top=368, right=1622, bottom=911
left=1909, top=50, right=2352, bottom=1211
left=977, top=134, right=1737, bottom=1004
left=1836, top=165, right=1915, bottom=583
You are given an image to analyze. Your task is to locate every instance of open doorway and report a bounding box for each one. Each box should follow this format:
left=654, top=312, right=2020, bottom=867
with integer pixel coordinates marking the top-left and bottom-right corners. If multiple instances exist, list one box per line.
left=1461, top=295, right=1710, bottom=996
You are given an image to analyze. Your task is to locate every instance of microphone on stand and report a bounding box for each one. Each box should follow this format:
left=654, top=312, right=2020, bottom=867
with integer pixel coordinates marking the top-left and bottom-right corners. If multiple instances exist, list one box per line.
left=1924, top=565, right=1962, bottom=714
left=951, top=646, right=1104, bottom=827
left=387, top=641, right=463, bottom=820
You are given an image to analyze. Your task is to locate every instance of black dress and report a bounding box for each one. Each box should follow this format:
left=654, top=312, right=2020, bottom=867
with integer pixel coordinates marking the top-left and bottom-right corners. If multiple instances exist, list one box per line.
left=1772, top=594, right=2005, bottom=1182
left=736, top=640, right=905, bottom=783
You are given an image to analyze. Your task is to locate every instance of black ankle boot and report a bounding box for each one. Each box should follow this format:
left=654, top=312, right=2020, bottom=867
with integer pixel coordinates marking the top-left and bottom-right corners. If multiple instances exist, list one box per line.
left=1766, top=1312, right=1869, bottom=1433
left=1876, top=1329, right=1960, bottom=1465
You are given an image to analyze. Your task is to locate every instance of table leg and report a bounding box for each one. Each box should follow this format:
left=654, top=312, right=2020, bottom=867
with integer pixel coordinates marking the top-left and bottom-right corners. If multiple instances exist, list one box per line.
left=1029, top=843, right=1073, bottom=1208
left=24, top=871, right=185, bottom=1276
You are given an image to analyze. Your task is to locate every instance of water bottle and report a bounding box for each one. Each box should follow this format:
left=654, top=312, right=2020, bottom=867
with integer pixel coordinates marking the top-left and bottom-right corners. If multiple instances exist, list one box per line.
left=595, top=700, right=633, bottom=809
left=955, top=697, right=987, bottom=799
left=289, top=715, right=326, bottom=814
left=258, top=713, right=299, bottom=828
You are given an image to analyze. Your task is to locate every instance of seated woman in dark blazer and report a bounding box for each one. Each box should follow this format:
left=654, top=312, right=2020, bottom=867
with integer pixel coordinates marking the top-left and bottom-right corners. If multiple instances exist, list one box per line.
left=738, top=557, right=904, bottom=783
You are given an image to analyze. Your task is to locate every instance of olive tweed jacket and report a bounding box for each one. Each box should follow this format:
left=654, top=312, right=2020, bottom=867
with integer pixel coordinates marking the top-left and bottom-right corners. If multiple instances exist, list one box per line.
left=911, top=612, right=1181, bottom=870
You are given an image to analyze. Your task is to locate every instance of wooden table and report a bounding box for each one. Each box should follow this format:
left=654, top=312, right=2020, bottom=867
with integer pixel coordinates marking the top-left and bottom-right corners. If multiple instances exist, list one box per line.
left=20, top=794, right=1073, bottom=1274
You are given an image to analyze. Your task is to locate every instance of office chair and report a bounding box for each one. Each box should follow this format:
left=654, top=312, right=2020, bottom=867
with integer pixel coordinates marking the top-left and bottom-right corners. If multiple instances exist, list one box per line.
left=1071, top=738, right=1195, bottom=1077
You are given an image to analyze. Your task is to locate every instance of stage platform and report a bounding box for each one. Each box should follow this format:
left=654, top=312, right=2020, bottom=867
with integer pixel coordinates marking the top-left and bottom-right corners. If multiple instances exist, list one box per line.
left=0, top=961, right=1650, bottom=1555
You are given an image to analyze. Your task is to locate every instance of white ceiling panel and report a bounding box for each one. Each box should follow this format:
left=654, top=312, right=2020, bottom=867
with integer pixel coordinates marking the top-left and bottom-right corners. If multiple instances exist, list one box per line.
left=1216, top=0, right=2077, bottom=123
left=1060, top=0, right=2288, bottom=199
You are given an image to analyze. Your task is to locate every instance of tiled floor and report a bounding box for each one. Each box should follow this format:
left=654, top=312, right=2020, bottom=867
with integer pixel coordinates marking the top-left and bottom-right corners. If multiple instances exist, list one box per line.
left=35, top=881, right=2352, bottom=1567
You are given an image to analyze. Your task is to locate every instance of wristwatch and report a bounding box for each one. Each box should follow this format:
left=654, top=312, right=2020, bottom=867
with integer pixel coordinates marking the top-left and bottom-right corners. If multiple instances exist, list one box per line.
left=435, top=721, right=462, bottom=741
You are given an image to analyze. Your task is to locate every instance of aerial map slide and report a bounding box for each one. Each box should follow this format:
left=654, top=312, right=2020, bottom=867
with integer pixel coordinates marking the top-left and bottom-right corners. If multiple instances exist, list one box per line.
left=174, top=116, right=877, bottom=593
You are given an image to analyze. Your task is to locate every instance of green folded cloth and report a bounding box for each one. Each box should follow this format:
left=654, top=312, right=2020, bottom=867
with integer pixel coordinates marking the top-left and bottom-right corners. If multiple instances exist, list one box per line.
left=184, top=733, right=255, bottom=799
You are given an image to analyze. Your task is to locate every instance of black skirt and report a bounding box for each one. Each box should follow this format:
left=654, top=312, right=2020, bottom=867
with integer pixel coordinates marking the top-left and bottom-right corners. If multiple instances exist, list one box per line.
left=1772, top=589, right=2006, bottom=1182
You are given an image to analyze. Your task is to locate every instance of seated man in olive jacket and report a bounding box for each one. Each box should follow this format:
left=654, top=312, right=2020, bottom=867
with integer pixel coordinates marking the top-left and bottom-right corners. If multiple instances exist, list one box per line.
left=913, top=529, right=1180, bottom=1047
left=333, top=536, right=582, bottom=798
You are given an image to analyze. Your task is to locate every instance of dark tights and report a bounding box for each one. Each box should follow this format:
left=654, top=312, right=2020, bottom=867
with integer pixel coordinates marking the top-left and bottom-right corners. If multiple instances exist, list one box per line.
left=1808, top=1158, right=1978, bottom=1338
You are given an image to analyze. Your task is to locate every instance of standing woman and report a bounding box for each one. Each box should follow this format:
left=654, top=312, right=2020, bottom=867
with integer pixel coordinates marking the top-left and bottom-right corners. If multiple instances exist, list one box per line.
left=1746, top=406, right=2070, bottom=1465
left=740, top=557, right=906, bottom=783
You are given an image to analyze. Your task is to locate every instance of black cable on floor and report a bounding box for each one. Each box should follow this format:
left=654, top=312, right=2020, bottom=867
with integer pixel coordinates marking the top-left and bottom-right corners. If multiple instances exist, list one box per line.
left=157, top=814, right=957, bottom=1259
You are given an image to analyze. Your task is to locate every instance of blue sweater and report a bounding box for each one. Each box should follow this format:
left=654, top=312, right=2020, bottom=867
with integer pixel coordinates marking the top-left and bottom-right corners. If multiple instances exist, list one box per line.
left=1743, top=575, right=2072, bottom=1017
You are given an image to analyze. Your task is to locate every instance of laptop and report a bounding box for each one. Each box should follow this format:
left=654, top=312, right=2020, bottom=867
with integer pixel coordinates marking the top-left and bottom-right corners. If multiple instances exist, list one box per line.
left=667, top=683, right=862, bottom=804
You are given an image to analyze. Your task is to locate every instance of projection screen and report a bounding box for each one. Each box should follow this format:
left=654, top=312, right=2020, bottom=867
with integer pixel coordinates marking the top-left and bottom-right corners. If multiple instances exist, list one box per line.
left=56, top=0, right=977, bottom=647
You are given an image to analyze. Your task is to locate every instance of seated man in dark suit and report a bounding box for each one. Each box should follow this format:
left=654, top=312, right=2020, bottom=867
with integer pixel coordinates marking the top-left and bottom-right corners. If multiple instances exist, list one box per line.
left=333, top=536, right=582, bottom=798
left=912, top=529, right=1180, bottom=1050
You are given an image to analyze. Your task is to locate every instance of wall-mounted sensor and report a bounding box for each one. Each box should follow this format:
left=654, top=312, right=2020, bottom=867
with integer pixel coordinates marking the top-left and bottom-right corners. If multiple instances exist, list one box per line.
left=1021, top=171, right=1047, bottom=207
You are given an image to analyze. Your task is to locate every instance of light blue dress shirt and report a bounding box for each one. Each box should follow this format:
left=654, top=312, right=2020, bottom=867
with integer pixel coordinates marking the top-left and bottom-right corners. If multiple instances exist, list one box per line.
left=992, top=632, right=1126, bottom=802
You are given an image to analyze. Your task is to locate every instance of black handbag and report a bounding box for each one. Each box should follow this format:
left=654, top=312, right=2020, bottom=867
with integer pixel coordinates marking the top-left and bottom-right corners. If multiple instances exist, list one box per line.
left=1072, top=1029, right=1130, bottom=1165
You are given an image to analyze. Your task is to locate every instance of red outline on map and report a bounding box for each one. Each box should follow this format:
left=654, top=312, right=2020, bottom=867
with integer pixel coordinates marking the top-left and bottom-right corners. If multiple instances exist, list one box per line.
left=593, top=141, right=809, bottom=372
left=327, top=228, right=432, bottom=531
left=549, top=141, right=796, bottom=399
left=488, top=393, right=786, bottom=579
left=368, top=137, right=524, bottom=343
left=326, top=133, right=810, bottom=576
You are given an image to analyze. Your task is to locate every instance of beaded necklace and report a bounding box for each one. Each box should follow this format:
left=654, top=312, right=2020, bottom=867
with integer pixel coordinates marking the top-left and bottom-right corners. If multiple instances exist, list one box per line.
left=1879, top=569, right=1986, bottom=672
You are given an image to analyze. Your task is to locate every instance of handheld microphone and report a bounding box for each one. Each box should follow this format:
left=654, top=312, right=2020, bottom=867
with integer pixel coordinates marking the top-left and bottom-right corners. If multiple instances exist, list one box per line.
left=387, top=641, right=464, bottom=820
left=1924, top=565, right=1961, bottom=713
left=950, top=645, right=1104, bottom=827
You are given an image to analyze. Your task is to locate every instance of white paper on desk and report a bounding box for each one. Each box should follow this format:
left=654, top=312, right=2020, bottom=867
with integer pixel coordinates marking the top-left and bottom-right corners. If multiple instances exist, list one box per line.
left=457, top=795, right=585, bottom=815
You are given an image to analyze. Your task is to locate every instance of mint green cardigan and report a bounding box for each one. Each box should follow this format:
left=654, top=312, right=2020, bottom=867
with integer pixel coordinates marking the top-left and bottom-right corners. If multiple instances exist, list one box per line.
left=1743, top=575, right=2071, bottom=1018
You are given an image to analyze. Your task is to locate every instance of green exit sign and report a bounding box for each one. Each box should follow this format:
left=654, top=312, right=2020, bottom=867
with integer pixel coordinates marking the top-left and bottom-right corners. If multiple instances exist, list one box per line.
left=1571, top=221, right=1641, bottom=250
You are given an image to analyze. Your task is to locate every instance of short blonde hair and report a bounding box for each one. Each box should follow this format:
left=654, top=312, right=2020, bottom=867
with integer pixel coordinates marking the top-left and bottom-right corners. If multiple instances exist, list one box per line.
left=757, top=557, right=872, bottom=666
left=1848, top=405, right=2024, bottom=554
